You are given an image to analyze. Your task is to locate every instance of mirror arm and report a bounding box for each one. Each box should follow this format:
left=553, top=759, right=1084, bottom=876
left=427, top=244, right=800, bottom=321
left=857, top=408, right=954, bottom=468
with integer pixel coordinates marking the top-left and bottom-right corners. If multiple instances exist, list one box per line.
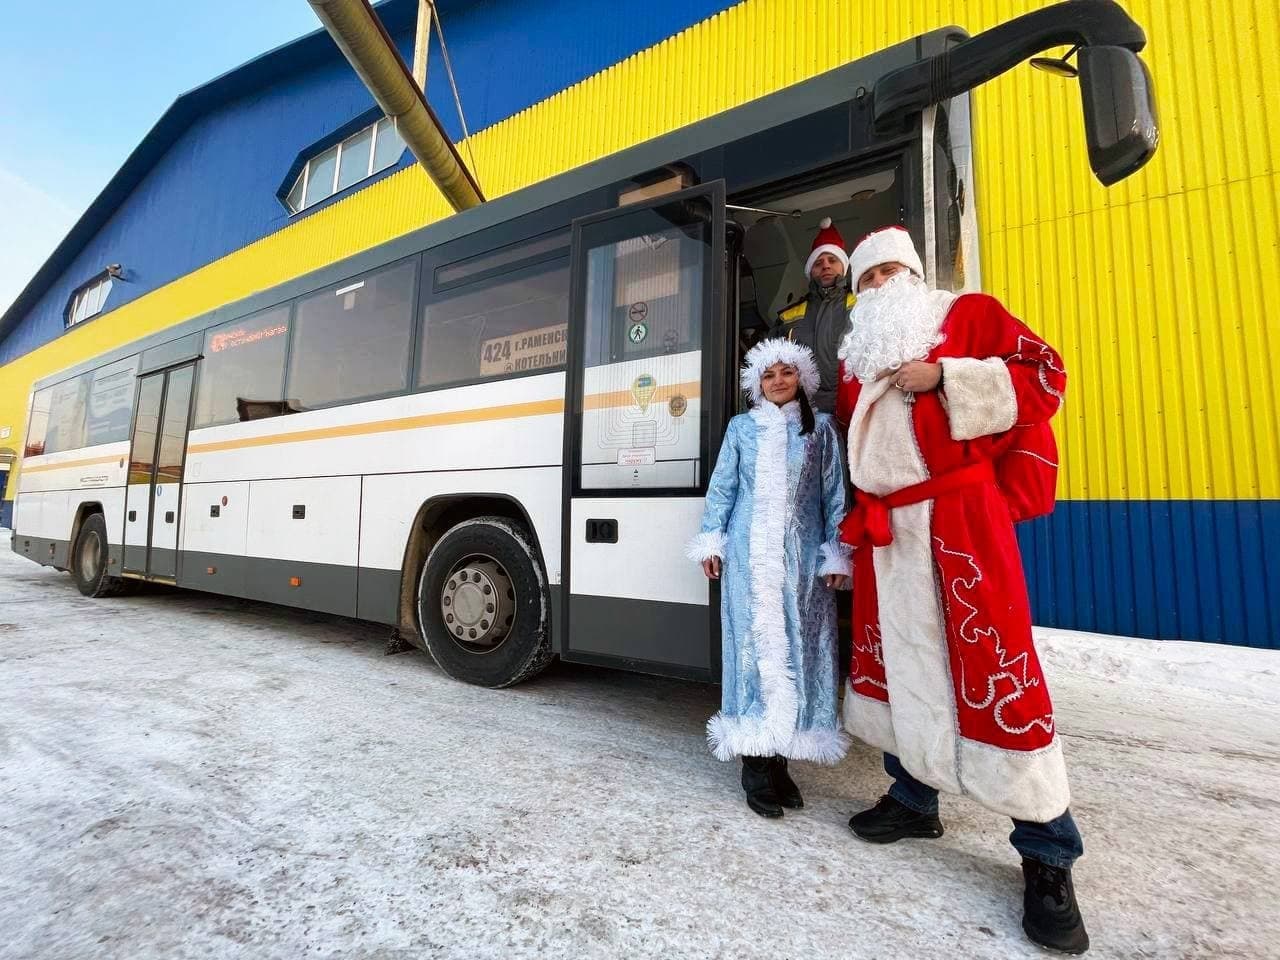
left=872, top=0, right=1146, bottom=132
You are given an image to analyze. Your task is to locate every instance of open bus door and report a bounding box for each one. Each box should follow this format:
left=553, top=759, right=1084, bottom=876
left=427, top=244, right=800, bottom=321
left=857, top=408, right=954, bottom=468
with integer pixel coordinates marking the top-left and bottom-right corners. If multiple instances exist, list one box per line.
left=562, top=180, right=728, bottom=679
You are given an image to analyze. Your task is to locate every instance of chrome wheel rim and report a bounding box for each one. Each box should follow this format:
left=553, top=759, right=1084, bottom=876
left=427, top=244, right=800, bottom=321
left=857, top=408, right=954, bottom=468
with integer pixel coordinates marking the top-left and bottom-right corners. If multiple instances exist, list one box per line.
left=79, top=530, right=102, bottom=583
left=440, top=555, right=515, bottom=653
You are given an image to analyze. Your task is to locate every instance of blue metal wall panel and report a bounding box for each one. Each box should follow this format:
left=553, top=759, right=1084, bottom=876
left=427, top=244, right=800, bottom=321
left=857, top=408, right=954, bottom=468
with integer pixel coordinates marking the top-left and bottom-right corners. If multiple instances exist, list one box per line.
left=1018, top=501, right=1280, bottom=649
left=0, top=0, right=739, bottom=365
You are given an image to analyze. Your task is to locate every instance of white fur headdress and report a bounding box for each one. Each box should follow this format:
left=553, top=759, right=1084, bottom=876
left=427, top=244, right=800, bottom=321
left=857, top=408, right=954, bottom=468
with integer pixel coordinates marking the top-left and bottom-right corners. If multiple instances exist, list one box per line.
left=740, top=339, right=820, bottom=406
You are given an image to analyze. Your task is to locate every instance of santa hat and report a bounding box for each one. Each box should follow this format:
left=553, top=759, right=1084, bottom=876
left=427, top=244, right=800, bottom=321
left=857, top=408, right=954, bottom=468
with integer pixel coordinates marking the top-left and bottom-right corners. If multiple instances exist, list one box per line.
left=847, top=226, right=925, bottom=287
left=803, top=217, right=850, bottom=278
left=740, top=339, right=820, bottom=406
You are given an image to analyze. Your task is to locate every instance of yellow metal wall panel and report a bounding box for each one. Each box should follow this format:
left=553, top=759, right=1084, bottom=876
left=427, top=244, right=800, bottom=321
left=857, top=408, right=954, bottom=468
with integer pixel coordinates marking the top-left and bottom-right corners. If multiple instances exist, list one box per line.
left=3, top=0, right=1278, bottom=505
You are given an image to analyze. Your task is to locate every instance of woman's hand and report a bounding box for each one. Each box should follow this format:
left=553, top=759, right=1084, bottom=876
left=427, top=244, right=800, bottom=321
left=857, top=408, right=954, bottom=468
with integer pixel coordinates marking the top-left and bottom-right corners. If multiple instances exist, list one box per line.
left=890, top=361, right=942, bottom=393
left=702, top=557, right=722, bottom=580
left=825, top=574, right=851, bottom=591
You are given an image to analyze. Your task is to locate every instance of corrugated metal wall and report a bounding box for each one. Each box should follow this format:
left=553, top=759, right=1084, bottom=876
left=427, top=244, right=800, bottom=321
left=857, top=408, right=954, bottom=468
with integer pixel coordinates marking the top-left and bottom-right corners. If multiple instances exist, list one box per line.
left=2, top=0, right=1275, bottom=644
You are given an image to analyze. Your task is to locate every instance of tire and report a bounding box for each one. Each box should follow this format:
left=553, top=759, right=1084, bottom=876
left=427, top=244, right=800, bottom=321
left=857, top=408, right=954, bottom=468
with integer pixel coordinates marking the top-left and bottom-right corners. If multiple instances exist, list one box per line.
left=71, top=513, right=129, bottom=598
left=417, top=516, right=553, bottom=687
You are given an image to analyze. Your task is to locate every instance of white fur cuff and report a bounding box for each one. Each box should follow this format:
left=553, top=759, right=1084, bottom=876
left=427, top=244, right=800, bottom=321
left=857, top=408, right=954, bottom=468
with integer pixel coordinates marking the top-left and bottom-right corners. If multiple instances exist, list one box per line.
left=685, top=530, right=727, bottom=563
left=940, top=356, right=1018, bottom=441
left=818, top=539, right=853, bottom=579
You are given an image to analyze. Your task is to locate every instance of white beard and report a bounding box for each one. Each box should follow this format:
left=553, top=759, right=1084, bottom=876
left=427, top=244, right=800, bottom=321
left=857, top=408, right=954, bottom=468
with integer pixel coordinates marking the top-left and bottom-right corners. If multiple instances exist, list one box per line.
left=838, top=273, right=955, bottom=383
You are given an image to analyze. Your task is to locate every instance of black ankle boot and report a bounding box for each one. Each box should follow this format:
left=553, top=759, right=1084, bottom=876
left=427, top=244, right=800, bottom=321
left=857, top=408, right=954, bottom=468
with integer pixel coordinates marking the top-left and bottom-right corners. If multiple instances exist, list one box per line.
left=768, top=756, right=803, bottom=809
left=741, top=756, right=783, bottom=818
left=1021, top=858, right=1089, bottom=954
left=848, top=795, right=944, bottom=843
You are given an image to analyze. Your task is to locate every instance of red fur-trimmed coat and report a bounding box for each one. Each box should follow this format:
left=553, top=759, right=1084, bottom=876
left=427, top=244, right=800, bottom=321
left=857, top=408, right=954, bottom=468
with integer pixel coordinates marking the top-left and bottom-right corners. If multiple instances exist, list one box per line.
left=835, top=293, right=1070, bottom=822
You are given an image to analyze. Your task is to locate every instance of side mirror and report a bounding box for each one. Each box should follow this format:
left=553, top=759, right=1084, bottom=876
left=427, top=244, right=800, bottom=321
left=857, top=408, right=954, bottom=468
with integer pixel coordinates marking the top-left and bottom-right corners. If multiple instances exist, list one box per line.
left=1078, top=45, right=1159, bottom=186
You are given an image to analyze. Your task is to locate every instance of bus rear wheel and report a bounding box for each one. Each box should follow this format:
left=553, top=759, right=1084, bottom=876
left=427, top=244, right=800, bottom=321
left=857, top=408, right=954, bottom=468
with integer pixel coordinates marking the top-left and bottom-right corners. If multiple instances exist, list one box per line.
left=72, top=513, right=128, bottom=598
left=417, top=516, right=553, bottom=688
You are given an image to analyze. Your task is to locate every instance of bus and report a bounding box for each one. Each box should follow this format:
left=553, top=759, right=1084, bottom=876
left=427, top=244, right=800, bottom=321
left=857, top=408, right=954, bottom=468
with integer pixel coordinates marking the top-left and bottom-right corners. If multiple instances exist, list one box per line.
left=10, top=2, right=1157, bottom=688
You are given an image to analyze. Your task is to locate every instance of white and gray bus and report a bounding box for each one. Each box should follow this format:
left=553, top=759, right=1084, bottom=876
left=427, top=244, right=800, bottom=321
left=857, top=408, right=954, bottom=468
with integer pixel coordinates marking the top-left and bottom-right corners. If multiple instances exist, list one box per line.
left=11, top=4, right=1156, bottom=687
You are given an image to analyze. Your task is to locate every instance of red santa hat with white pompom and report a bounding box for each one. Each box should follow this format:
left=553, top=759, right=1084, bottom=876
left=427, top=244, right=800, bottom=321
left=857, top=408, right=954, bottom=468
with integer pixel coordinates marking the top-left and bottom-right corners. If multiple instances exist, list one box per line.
left=803, top=216, right=850, bottom=278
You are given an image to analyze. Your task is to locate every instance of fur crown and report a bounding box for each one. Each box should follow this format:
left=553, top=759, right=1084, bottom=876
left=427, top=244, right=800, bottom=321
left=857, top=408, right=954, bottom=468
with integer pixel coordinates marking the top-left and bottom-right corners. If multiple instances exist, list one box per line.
left=740, top=339, right=821, bottom=406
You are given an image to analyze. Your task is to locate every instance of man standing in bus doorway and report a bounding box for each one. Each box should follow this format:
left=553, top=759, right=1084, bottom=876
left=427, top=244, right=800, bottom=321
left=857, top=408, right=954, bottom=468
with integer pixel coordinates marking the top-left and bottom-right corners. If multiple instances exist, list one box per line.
left=771, top=216, right=855, bottom=413
left=833, top=226, right=1089, bottom=955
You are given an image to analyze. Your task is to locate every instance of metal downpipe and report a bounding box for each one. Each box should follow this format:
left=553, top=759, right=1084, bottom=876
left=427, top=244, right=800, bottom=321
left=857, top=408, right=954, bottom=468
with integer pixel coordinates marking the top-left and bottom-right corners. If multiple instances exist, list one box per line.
left=307, top=0, right=483, bottom=211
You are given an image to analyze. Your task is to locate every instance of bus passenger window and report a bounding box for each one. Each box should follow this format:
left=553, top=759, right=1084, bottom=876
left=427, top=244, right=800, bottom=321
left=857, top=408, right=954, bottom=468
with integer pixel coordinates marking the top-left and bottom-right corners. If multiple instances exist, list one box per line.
left=287, top=259, right=417, bottom=410
left=23, top=387, right=53, bottom=457
left=418, top=260, right=568, bottom=389
left=194, top=305, right=291, bottom=428
left=84, top=356, right=139, bottom=446
left=41, top=376, right=90, bottom=455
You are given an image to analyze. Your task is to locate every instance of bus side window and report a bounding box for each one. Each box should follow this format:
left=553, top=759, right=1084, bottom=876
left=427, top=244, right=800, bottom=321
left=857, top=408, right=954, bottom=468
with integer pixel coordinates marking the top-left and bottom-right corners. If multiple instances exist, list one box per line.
left=23, top=386, right=53, bottom=457
left=194, top=305, right=291, bottom=428
left=287, top=259, right=417, bottom=411
left=84, top=356, right=140, bottom=446
left=418, top=258, right=569, bottom=390
left=41, top=376, right=90, bottom=455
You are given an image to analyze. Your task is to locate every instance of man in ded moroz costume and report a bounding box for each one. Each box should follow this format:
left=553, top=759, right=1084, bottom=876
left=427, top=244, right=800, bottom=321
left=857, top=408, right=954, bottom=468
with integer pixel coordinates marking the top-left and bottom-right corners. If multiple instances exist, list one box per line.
left=687, top=340, right=851, bottom=819
left=834, top=226, right=1089, bottom=954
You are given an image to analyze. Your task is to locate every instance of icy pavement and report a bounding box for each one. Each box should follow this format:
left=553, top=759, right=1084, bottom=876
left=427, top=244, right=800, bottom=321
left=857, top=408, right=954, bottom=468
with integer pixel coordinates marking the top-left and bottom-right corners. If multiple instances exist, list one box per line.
left=1, top=532, right=1277, bottom=960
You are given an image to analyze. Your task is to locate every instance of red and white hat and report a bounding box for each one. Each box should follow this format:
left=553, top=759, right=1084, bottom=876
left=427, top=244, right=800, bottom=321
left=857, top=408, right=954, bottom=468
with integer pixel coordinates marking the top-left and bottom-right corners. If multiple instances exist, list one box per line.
left=847, top=226, right=925, bottom=287
left=804, top=217, right=850, bottom=278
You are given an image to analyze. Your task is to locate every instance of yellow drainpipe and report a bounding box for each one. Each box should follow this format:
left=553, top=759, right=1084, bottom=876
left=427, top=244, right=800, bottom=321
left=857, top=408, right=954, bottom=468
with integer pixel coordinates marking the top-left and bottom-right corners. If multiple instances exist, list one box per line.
left=307, top=0, right=483, bottom=212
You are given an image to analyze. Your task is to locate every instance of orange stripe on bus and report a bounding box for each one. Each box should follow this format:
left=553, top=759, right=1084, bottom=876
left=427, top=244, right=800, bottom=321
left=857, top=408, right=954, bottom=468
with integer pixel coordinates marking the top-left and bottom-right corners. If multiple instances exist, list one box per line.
left=186, top=397, right=566, bottom=455
left=582, top=380, right=701, bottom=411
left=21, top=454, right=123, bottom=474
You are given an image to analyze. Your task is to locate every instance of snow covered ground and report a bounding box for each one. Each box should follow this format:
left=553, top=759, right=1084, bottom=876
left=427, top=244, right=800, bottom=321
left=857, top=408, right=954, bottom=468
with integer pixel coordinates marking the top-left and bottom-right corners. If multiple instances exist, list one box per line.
left=1, top=531, right=1277, bottom=960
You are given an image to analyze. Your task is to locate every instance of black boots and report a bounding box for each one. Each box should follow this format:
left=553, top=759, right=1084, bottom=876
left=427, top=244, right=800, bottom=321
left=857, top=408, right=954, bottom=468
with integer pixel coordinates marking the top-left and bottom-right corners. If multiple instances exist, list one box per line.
left=741, top=756, right=802, bottom=817
left=847, top=795, right=945, bottom=843
left=740, top=756, right=783, bottom=817
left=1021, top=858, right=1090, bottom=954
left=769, top=756, right=804, bottom=809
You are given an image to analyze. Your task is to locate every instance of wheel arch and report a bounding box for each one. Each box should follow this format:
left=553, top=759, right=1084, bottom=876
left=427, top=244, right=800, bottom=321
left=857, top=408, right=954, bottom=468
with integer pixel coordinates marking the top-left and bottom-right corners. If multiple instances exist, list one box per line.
left=395, top=494, right=547, bottom=642
left=66, top=500, right=106, bottom=571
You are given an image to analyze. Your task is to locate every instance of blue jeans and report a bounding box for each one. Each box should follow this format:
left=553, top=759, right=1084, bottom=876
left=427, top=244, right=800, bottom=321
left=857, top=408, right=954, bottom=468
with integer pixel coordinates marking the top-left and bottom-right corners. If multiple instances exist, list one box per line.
left=884, top=753, right=1084, bottom=869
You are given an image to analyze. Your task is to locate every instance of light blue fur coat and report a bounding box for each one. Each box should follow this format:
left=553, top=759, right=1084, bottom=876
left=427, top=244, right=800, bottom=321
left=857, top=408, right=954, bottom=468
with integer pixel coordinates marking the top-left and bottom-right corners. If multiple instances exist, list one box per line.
left=687, top=341, right=851, bottom=763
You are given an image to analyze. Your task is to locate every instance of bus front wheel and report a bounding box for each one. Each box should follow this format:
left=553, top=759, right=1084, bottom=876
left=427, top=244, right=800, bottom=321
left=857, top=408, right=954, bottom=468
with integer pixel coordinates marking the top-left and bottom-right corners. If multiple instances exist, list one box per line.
left=72, top=513, right=129, bottom=598
left=416, top=516, right=553, bottom=688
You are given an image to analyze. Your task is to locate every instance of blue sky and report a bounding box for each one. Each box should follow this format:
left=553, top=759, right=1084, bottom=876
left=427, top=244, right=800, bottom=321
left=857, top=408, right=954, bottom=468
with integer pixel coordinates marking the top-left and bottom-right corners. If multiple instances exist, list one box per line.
left=0, top=2, right=325, bottom=314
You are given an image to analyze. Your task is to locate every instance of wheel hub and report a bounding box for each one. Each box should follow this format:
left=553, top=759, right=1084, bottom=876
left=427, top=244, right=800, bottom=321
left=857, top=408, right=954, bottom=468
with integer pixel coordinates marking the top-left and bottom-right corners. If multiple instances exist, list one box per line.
left=441, top=558, right=515, bottom=650
left=79, top=531, right=102, bottom=582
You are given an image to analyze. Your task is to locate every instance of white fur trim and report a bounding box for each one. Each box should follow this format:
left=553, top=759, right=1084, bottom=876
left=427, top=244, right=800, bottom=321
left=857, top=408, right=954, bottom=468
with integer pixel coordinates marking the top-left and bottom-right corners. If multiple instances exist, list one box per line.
left=708, top=715, right=849, bottom=765
left=841, top=685, right=898, bottom=754
left=804, top=242, right=850, bottom=279
left=958, top=737, right=1071, bottom=822
left=939, top=356, right=1018, bottom=441
left=706, top=401, right=798, bottom=761
left=685, top=530, right=726, bottom=563
left=848, top=227, right=925, bottom=288
left=871, top=499, right=963, bottom=793
left=740, top=339, right=821, bottom=406
left=817, top=538, right=853, bottom=578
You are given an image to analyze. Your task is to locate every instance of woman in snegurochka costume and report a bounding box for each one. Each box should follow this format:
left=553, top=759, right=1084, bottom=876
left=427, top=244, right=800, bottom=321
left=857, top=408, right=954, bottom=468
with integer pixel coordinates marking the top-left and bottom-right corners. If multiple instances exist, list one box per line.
left=686, top=340, right=852, bottom=818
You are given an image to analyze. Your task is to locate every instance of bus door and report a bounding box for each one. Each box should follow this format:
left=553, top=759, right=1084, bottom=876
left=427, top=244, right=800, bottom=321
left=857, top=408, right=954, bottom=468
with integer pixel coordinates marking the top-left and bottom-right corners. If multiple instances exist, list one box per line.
left=563, top=180, right=728, bottom=678
left=123, top=362, right=195, bottom=580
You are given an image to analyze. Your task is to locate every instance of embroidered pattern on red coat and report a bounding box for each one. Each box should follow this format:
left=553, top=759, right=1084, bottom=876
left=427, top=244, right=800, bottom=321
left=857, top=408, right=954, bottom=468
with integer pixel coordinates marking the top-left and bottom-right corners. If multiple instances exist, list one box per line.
left=851, top=623, right=889, bottom=699
left=1011, top=335, right=1065, bottom=402
left=935, top=536, right=1056, bottom=738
